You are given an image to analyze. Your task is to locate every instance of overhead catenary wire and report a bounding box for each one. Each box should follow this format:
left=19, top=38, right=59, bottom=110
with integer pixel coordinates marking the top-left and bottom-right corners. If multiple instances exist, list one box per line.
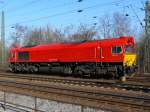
left=7, top=0, right=123, bottom=18
left=7, top=1, right=78, bottom=18
left=4, top=0, right=145, bottom=47
left=3, top=0, right=143, bottom=33
left=2, top=1, right=138, bottom=34
left=7, top=0, right=130, bottom=26
left=114, top=0, right=145, bottom=30
left=6, top=0, right=86, bottom=16
left=6, top=0, right=43, bottom=13
left=129, top=4, right=144, bottom=28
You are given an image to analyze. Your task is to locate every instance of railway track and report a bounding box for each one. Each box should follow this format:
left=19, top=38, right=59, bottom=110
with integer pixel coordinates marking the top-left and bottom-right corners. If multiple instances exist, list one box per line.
left=0, top=72, right=149, bottom=93
left=127, top=73, right=150, bottom=83
left=0, top=78, right=149, bottom=112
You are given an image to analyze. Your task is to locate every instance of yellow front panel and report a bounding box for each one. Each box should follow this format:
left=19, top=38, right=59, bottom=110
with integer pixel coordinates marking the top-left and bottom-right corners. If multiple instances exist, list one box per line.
left=124, top=54, right=136, bottom=67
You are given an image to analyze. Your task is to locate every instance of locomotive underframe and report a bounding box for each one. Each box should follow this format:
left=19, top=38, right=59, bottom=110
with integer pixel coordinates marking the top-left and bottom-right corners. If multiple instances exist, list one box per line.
left=9, top=62, right=135, bottom=79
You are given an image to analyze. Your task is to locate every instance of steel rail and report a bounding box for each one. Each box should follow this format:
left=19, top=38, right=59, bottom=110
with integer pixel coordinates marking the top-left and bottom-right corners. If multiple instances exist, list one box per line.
left=0, top=72, right=149, bottom=93
left=0, top=79, right=149, bottom=109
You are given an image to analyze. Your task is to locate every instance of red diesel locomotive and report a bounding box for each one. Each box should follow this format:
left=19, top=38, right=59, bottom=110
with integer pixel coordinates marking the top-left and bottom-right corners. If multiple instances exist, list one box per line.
left=8, top=36, right=137, bottom=79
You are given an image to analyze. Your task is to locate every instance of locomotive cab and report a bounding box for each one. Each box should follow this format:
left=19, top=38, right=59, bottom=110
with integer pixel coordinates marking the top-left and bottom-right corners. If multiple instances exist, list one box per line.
left=123, top=39, right=137, bottom=76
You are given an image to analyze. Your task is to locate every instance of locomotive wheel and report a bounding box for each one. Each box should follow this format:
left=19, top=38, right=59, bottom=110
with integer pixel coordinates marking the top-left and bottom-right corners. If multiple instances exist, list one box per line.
left=24, top=65, right=29, bottom=72
left=29, top=66, right=33, bottom=73
left=16, top=64, right=22, bottom=72
left=9, top=67, right=13, bottom=72
left=73, top=67, right=84, bottom=77
left=21, top=64, right=28, bottom=72
left=9, top=64, right=14, bottom=72
left=63, top=66, right=72, bottom=74
left=20, top=64, right=25, bottom=72
left=32, top=66, right=39, bottom=73
left=29, top=65, right=39, bottom=73
left=10, top=67, right=16, bottom=73
left=110, top=72, right=116, bottom=79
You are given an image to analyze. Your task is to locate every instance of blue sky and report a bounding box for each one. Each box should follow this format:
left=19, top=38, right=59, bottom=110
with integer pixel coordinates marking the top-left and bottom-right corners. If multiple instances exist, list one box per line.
left=0, top=0, right=147, bottom=43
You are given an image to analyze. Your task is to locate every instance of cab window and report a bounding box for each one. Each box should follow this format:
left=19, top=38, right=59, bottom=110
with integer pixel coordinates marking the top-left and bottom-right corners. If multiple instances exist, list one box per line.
left=125, top=45, right=135, bottom=53
left=112, top=46, right=122, bottom=54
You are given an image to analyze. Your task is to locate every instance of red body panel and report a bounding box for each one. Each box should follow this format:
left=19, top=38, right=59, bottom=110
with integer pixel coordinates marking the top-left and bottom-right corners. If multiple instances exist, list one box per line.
left=9, top=36, right=135, bottom=63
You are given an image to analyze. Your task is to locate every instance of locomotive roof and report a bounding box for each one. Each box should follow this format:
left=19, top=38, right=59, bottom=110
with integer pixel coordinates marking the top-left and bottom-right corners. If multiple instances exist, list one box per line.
left=22, top=36, right=134, bottom=47
left=10, top=36, right=134, bottom=51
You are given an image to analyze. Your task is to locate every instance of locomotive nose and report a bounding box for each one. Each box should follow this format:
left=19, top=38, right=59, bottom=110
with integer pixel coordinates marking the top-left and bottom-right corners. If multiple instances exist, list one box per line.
left=123, top=54, right=136, bottom=67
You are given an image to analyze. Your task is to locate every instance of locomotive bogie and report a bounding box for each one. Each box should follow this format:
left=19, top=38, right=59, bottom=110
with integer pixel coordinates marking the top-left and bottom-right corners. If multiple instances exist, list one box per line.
left=9, top=62, right=125, bottom=79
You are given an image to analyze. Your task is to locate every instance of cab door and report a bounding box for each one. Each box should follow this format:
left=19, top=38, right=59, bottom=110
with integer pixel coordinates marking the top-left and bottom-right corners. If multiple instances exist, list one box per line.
left=96, top=43, right=103, bottom=62
left=111, top=46, right=123, bottom=62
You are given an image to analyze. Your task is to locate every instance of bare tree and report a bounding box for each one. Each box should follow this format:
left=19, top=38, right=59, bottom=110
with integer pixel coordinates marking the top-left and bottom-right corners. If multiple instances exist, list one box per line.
left=10, top=24, right=27, bottom=47
left=136, top=33, right=146, bottom=73
left=68, top=24, right=97, bottom=42
left=44, top=25, right=56, bottom=43
left=99, top=15, right=112, bottom=38
left=112, top=12, right=131, bottom=37
left=98, top=12, right=135, bottom=38
left=53, top=28, right=66, bottom=42
left=25, top=28, right=42, bottom=46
